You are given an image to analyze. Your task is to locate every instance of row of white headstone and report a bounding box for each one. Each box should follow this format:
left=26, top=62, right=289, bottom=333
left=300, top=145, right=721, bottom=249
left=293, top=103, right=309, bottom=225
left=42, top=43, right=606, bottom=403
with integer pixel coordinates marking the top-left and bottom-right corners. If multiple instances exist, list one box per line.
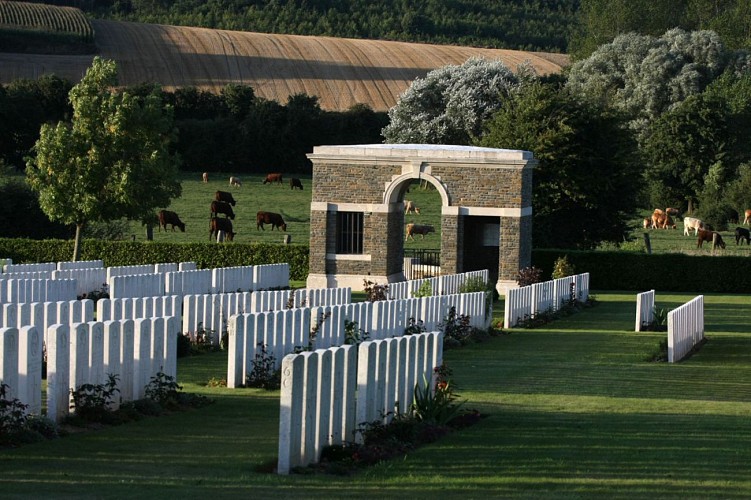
left=227, top=291, right=487, bottom=388
left=668, top=295, right=704, bottom=363
left=504, top=273, right=591, bottom=328
left=0, top=261, right=290, bottom=301
left=634, top=290, right=705, bottom=362
left=386, top=270, right=489, bottom=300
left=181, top=287, right=352, bottom=337
left=277, top=330, right=442, bottom=474
left=0, top=316, right=177, bottom=421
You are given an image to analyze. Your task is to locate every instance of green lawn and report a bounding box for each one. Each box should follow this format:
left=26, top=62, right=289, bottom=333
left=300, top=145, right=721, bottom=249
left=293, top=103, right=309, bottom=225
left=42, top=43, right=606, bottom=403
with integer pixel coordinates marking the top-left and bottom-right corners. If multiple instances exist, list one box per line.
left=3, top=292, right=751, bottom=498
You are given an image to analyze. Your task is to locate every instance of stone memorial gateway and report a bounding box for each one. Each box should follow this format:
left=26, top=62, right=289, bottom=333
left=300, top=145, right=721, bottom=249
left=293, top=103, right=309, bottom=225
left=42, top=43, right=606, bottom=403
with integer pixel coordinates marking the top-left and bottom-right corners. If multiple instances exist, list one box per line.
left=306, top=144, right=535, bottom=295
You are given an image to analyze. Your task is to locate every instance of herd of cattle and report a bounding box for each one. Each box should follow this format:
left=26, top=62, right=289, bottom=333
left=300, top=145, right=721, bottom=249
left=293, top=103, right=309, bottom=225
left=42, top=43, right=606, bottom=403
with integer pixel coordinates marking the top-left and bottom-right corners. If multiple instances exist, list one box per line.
left=158, top=173, right=302, bottom=242
left=643, top=207, right=751, bottom=250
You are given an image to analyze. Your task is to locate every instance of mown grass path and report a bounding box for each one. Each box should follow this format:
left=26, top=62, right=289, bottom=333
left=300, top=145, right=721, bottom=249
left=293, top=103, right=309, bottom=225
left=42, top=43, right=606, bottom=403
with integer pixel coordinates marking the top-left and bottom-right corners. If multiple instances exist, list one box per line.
left=2, top=292, right=751, bottom=498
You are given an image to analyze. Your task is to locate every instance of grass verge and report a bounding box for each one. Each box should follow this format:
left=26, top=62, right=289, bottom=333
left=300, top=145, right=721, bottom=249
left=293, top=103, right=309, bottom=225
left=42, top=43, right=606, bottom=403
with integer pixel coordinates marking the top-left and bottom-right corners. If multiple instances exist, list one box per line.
left=2, top=292, right=751, bottom=498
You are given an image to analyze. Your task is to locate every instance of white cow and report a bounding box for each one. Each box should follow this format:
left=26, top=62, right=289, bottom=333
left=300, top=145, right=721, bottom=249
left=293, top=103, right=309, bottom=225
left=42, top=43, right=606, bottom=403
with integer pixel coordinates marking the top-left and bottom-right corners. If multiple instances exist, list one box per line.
left=683, top=216, right=704, bottom=236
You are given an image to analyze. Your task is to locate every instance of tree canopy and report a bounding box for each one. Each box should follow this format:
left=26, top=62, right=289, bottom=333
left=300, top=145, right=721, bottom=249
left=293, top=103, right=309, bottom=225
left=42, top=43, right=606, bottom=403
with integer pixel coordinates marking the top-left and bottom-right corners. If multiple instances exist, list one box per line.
left=566, top=28, right=751, bottom=140
left=382, top=57, right=519, bottom=145
left=570, top=0, right=751, bottom=59
left=479, top=80, right=640, bottom=249
left=25, top=57, right=181, bottom=260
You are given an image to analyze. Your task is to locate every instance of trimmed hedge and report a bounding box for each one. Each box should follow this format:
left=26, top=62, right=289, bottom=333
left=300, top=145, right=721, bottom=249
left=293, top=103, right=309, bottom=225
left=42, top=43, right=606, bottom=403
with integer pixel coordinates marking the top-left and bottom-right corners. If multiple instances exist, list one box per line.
left=2, top=238, right=747, bottom=292
left=533, top=249, right=751, bottom=293
left=0, top=239, right=310, bottom=281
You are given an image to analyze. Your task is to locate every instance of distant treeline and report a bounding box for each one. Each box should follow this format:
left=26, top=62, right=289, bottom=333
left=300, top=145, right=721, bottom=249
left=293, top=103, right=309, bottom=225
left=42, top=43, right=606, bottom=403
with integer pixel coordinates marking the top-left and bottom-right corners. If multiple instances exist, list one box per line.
left=28, top=0, right=579, bottom=53
left=0, top=75, right=387, bottom=173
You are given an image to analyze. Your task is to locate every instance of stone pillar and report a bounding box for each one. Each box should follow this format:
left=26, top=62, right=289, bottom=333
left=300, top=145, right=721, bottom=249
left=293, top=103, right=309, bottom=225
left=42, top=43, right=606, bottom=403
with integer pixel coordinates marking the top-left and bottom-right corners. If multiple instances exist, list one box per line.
left=498, top=214, right=532, bottom=295
left=440, top=213, right=461, bottom=276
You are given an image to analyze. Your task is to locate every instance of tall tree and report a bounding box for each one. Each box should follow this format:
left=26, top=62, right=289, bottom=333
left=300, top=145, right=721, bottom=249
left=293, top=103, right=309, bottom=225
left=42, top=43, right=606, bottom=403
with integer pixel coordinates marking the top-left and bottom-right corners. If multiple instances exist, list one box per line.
left=479, top=80, right=641, bottom=249
left=382, top=57, right=519, bottom=145
left=26, top=57, right=181, bottom=261
left=566, top=28, right=750, bottom=141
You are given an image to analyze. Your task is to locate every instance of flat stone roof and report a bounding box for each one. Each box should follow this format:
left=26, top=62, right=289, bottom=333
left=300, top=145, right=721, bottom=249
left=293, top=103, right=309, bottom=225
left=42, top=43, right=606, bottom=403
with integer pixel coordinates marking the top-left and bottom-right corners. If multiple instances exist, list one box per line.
left=309, top=143, right=534, bottom=161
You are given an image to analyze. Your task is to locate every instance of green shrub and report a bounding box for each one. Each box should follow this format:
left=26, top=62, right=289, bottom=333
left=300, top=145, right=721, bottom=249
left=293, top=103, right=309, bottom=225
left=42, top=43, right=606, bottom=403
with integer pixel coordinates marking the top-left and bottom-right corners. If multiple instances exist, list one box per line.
left=0, top=239, right=309, bottom=281
left=551, top=255, right=575, bottom=279
left=533, top=249, right=751, bottom=293
left=412, top=280, right=433, bottom=298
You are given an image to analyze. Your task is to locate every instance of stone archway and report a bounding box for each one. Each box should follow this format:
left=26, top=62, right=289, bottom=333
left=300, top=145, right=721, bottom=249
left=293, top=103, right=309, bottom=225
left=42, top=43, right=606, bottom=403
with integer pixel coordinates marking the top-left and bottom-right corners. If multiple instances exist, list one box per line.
left=306, top=144, right=536, bottom=294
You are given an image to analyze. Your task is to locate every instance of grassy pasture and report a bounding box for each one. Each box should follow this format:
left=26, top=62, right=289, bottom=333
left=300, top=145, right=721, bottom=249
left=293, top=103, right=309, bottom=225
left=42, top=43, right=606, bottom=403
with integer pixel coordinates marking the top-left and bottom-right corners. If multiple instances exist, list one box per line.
left=626, top=212, right=751, bottom=256
left=140, top=172, right=446, bottom=251
left=3, top=292, right=751, bottom=498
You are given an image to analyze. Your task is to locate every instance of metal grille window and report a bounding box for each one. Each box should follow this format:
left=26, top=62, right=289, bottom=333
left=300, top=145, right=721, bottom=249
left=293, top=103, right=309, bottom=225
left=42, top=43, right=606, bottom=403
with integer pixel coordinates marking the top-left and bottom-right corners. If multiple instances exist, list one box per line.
left=336, top=211, right=364, bottom=254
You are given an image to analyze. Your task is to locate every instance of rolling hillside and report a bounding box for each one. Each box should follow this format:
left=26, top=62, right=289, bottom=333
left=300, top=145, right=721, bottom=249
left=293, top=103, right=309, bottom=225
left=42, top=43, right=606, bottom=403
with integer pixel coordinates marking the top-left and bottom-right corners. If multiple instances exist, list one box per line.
left=0, top=18, right=569, bottom=112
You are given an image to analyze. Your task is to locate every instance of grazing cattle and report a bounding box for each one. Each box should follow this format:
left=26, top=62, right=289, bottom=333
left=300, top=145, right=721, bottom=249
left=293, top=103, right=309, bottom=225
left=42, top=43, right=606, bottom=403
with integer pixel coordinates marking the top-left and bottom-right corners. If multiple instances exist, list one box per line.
left=697, top=229, right=726, bottom=249
left=642, top=218, right=650, bottom=229
left=744, top=209, right=751, bottom=225
left=256, top=211, right=287, bottom=231
left=666, top=207, right=680, bottom=216
left=735, top=227, right=750, bottom=245
left=202, top=172, right=208, bottom=183
left=405, top=200, right=421, bottom=215
left=405, top=223, right=435, bottom=241
left=157, top=210, right=186, bottom=232
left=289, top=178, right=303, bottom=190
left=263, top=173, right=284, bottom=185
left=651, top=212, right=675, bottom=229
left=210, top=200, right=235, bottom=220
left=214, top=190, right=237, bottom=206
left=683, top=216, right=704, bottom=236
left=209, top=217, right=235, bottom=241
left=229, top=176, right=242, bottom=187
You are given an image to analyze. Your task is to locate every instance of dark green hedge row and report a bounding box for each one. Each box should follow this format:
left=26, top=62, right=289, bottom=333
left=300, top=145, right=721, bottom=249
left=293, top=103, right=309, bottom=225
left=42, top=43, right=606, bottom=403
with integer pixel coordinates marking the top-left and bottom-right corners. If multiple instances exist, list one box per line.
left=533, top=249, right=751, bottom=293
left=0, top=239, right=310, bottom=281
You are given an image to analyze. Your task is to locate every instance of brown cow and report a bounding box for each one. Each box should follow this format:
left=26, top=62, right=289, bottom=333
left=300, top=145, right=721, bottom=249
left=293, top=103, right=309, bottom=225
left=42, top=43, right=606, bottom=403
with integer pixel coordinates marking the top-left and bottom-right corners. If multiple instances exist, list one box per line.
left=405, top=223, right=435, bottom=241
left=744, top=209, right=751, bottom=225
left=209, top=217, right=235, bottom=241
left=256, top=211, right=287, bottom=231
left=210, top=200, right=235, bottom=220
left=263, top=173, right=283, bottom=185
left=214, top=190, right=237, bottom=206
left=697, top=228, right=726, bottom=249
left=289, top=178, right=303, bottom=190
left=158, top=210, right=186, bottom=232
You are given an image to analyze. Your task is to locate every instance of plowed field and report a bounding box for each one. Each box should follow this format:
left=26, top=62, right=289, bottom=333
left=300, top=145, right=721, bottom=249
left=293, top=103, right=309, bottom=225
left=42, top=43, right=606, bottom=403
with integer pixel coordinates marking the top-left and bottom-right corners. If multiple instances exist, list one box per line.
left=0, top=19, right=569, bottom=111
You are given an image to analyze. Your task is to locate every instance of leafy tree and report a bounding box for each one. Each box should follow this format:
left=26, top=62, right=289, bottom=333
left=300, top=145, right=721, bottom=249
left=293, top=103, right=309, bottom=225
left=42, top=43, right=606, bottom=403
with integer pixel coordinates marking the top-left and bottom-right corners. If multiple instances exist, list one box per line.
left=641, top=92, right=730, bottom=212
left=479, top=80, right=641, bottom=249
left=383, top=57, right=519, bottom=145
left=0, top=75, right=72, bottom=168
left=25, top=57, right=181, bottom=261
left=571, top=0, right=751, bottom=59
left=566, top=29, right=751, bottom=140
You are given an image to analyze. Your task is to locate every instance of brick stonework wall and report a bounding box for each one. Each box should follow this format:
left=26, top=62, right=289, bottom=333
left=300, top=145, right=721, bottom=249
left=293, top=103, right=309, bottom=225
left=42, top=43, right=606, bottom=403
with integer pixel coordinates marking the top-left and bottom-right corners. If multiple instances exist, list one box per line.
left=441, top=215, right=460, bottom=275
left=307, top=145, right=535, bottom=290
left=312, top=163, right=402, bottom=204
left=429, top=165, right=526, bottom=207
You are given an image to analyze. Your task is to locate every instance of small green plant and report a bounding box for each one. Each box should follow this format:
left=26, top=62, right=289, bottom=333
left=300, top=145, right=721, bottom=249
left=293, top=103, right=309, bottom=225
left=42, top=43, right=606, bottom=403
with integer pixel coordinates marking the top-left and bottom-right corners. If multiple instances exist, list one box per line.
left=404, top=317, right=427, bottom=336
left=412, top=280, right=433, bottom=298
left=246, top=343, right=281, bottom=390
left=0, top=382, right=30, bottom=439
left=439, top=306, right=472, bottom=347
left=363, top=279, right=389, bottom=302
left=551, top=255, right=575, bottom=279
left=344, top=319, right=370, bottom=345
left=183, top=323, right=222, bottom=354
left=70, top=373, right=120, bottom=422
left=144, top=371, right=182, bottom=406
left=517, top=266, right=543, bottom=287
left=411, top=368, right=465, bottom=425
left=642, top=306, right=669, bottom=332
